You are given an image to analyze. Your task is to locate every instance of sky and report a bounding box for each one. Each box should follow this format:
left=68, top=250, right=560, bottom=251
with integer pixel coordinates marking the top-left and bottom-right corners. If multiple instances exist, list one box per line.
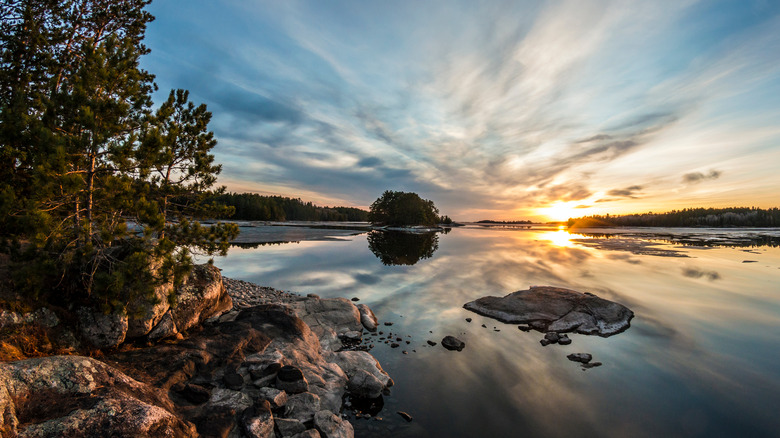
left=142, top=0, right=780, bottom=221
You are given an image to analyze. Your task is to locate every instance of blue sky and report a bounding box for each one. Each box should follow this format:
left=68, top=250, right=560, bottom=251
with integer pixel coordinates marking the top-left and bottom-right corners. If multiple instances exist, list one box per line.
left=142, top=0, right=780, bottom=221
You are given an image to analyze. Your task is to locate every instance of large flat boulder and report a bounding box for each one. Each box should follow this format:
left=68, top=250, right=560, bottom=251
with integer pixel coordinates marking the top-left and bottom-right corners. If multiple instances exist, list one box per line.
left=463, top=286, right=633, bottom=336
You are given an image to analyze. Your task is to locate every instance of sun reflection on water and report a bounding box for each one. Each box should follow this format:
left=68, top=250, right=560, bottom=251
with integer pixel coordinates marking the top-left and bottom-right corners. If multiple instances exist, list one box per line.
left=537, top=226, right=588, bottom=247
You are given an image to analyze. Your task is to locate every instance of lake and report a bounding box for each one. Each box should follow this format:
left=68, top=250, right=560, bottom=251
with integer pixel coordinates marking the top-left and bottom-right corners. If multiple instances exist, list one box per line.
left=208, top=224, right=780, bottom=437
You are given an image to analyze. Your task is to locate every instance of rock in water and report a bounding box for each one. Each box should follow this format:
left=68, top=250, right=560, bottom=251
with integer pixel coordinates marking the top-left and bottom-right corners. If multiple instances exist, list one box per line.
left=463, top=286, right=633, bottom=337
left=441, top=336, right=465, bottom=351
left=397, top=411, right=413, bottom=422
left=357, top=304, right=378, bottom=332
left=567, top=353, right=593, bottom=364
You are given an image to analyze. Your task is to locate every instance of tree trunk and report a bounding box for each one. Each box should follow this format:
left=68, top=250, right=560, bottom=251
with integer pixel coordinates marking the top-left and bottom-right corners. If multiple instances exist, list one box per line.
left=85, top=154, right=95, bottom=245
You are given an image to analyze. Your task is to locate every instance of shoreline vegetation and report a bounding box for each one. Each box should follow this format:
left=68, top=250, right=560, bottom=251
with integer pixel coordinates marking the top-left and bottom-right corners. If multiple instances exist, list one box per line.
left=213, top=192, right=369, bottom=222
left=567, top=207, right=780, bottom=228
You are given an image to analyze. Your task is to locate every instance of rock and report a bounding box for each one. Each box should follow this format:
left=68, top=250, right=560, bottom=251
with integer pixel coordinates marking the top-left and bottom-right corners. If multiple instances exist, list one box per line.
left=558, top=334, right=572, bottom=345
left=207, top=388, right=253, bottom=412
left=0, top=309, right=23, bottom=329
left=384, top=322, right=393, bottom=326
left=441, top=336, right=465, bottom=351
left=397, top=411, right=413, bottom=422
left=169, top=264, right=233, bottom=334
left=243, top=400, right=275, bottom=438
left=347, top=369, right=385, bottom=399
left=463, top=286, right=634, bottom=337
left=356, top=304, right=378, bottom=332
left=285, top=392, right=321, bottom=423
left=177, top=383, right=211, bottom=404
left=341, top=330, right=362, bottom=343
left=540, top=339, right=551, bottom=347
left=390, top=343, right=400, bottom=348
left=426, top=340, right=436, bottom=346
left=351, top=297, right=360, bottom=302
left=544, top=332, right=560, bottom=343
left=276, top=418, right=307, bottom=436
left=147, top=309, right=178, bottom=340
left=31, top=307, right=60, bottom=328
left=582, top=361, right=603, bottom=369
left=248, top=350, right=284, bottom=379
left=277, top=365, right=309, bottom=394
left=292, top=430, right=322, bottom=438
left=0, top=355, right=195, bottom=437
left=518, top=324, right=532, bottom=331
left=126, top=260, right=173, bottom=338
left=257, top=387, right=288, bottom=408
left=315, top=410, right=354, bottom=438
left=193, top=406, right=238, bottom=438
left=223, top=370, right=244, bottom=390
left=567, top=353, right=593, bottom=364
left=77, top=307, right=128, bottom=348
left=465, top=318, right=472, bottom=322
left=290, top=297, right=363, bottom=350
left=330, top=351, right=393, bottom=396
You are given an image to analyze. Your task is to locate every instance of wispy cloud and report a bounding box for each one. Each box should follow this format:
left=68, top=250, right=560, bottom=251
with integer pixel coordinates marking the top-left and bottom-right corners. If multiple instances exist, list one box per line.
left=143, top=0, right=780, bottom=219
left=682, top=170, right=722, bottom=184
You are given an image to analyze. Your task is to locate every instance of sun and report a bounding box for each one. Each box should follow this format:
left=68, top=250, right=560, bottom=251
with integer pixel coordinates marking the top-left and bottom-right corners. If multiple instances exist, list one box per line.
left=538, top=201, right=582, bottom=222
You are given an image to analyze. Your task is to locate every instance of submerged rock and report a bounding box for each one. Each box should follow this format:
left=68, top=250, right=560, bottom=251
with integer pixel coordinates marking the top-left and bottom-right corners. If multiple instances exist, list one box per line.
left=463, top=286, right=633, bottom=337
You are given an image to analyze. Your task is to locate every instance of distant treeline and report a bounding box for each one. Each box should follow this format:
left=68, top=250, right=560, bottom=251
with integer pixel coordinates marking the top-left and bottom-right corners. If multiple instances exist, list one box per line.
left=476, top=220, right=533, bottom=224
left=568, top=207, right=780, bottom=228
left=213, top=193, right=368, bottom=221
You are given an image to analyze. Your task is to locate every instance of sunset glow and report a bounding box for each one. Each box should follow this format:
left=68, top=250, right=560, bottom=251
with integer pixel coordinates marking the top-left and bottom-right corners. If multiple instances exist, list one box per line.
left=143, top=1, right=780, bottom=220
left=537, top=201, right=588, bottom=222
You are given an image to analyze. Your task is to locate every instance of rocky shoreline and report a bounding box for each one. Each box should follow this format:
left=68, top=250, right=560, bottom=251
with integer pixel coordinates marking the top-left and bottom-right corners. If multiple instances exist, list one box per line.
left=0, top=267, right=391, bottom=438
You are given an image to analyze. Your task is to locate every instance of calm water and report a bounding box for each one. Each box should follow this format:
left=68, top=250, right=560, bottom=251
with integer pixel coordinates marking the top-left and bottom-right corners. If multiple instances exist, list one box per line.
left=210, top=225, right=780, bottom=437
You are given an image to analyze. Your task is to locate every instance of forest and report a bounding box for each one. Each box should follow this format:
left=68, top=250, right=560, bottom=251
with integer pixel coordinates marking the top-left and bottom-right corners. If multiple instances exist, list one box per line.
left=568, top=207, right=780, bottom=228
left=212, top=192, right=368, bottom=222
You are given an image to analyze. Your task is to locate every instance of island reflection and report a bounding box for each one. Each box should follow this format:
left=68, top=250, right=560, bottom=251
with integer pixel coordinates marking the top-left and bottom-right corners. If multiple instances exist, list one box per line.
left=367, top=230, right=439, bottom=266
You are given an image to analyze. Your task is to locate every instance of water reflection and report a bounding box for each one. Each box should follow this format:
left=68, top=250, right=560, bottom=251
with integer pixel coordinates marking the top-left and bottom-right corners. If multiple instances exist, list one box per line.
left=207, top=226, right=780, bottom=437
left=367, top=230, right=439, bottom=266
left=681, top=267, right=721, bottom=281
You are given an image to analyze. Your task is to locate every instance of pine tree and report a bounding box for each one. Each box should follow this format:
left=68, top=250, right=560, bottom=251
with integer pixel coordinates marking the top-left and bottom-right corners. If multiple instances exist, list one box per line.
left=1, top=0, right=237, bottom=312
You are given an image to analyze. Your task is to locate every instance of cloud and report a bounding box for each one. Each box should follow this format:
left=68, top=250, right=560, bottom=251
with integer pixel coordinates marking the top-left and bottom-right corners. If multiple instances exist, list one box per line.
left=682, top=170, right=722, bottom=184
left=143, top=1, right=780, bottom=219
left=608, top=185, right=644, bottom=198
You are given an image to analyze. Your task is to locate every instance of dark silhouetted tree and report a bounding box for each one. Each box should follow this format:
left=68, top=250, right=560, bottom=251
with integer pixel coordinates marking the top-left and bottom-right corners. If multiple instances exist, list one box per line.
left=368, top=190, right=441, bottom=227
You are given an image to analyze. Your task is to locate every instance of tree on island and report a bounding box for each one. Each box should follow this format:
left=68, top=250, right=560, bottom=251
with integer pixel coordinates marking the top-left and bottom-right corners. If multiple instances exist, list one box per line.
left=0, top=0, right=237, bottom=312
left=368, top=190, right=443, bottom=227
